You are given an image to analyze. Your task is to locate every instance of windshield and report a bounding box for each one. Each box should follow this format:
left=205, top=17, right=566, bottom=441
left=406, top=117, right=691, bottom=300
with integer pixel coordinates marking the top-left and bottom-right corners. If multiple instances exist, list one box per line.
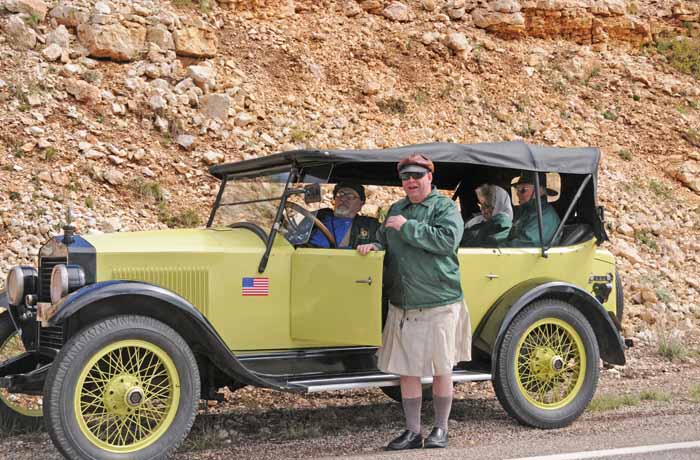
left=209, top=169, right=327, bottom=244
left=210, top=171, right=289, bottom=231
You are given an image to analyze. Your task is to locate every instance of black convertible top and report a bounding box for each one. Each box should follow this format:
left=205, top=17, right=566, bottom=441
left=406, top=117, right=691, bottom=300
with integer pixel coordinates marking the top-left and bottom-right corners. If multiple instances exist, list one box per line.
left=210, top=141, right=600, bottom=188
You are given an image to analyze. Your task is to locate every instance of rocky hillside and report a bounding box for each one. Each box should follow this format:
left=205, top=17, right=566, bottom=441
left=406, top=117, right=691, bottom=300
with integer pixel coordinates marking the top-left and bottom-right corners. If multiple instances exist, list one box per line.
left=0, top=0, right=698, bottom=341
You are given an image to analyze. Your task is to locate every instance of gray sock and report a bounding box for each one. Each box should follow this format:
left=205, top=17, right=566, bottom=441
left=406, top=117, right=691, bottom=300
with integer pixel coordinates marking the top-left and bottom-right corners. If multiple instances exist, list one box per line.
left=401, top=397, right=422, bottom=434
left=433, top=395, right=453, bottom=431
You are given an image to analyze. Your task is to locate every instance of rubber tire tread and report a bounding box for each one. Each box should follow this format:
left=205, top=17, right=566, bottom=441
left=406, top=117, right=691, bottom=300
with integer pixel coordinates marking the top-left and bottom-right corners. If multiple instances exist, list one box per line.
left=44, top=315, right=200, bottom=460
left=492, top=299, right=599, bottom=429
left=0, top=311, right=44, bottom=432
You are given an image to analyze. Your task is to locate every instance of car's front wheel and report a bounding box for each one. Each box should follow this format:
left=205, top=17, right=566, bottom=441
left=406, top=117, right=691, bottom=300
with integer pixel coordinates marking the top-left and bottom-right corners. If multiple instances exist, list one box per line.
left=0, top=310, right=44, bottom=432
left=44, top=315, right=200, bottom=460
left=493, top=299, right=599, bottom=429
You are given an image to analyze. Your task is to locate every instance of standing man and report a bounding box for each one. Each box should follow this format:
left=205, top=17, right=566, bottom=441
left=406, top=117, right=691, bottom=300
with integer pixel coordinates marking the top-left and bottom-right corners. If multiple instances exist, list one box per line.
left=357, top=154, right=471, bottom=450
left=308, top=183, right=380, bottom=249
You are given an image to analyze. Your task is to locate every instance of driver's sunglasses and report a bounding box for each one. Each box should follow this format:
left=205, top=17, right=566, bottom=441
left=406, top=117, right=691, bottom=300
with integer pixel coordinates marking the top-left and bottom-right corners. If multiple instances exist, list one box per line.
left=399, top=171, right=427, bottom=181
left=515, top=185, right=532, bottom=194
left=335, top=190, right=360, bottom=200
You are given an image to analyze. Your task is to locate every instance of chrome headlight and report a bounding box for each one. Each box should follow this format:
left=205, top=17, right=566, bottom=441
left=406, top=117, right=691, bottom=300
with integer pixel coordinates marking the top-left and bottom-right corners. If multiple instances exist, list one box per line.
left=50, top=264, right=86, bottom=304
left=6, top=266, right=37, bottom=306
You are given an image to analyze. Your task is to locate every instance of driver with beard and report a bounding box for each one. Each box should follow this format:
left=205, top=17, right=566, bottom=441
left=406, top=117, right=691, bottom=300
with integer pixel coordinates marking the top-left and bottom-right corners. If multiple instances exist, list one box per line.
left=308, top=183, right=380, bottom=249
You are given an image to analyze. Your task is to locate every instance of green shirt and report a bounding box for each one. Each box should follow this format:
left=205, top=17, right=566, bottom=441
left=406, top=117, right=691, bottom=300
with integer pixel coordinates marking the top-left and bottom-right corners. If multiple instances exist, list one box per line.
left=505, top=199, right=561, bottom=247
left=375, top=189, right=464, bottom=310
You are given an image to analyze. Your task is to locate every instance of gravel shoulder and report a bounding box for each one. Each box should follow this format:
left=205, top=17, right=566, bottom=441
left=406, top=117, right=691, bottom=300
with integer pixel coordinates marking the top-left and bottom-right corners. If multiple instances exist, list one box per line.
left=1, top=339, right=699, bottom=460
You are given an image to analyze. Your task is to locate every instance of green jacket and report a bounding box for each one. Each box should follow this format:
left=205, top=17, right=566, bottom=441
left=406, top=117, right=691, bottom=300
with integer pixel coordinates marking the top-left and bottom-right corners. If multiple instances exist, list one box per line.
left=461, top=213, right=512, bottom=247
left=505, top=199, right=561, bottom=247
left=375, top=189, right=464, bottom=310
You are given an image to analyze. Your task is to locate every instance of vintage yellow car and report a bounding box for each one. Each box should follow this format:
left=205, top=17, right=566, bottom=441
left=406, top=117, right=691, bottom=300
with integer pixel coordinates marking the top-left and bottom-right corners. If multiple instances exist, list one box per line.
left=0, top=142, right=625, bottom=459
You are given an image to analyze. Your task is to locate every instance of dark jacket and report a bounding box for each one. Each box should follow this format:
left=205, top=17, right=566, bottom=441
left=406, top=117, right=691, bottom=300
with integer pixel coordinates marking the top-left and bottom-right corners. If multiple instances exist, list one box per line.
left=505, top=199, right=560, bottom=247
left=313, top=208, right=380, bottom=249
left=461, top=213, right=512, bottom=247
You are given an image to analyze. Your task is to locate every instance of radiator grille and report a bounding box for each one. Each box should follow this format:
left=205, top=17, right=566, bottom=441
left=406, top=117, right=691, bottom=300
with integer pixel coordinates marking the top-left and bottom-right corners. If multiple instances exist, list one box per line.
left=112, top=266, right=209, bottom=314
left=39, top=256, right=67, bottom=302
left=39, top=325, right=64, bottom=349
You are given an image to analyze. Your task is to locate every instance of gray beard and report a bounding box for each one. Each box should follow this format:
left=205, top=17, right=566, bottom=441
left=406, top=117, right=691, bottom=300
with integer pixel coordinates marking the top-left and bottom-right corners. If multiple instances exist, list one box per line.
left=334, top=206, right=354, bottom=218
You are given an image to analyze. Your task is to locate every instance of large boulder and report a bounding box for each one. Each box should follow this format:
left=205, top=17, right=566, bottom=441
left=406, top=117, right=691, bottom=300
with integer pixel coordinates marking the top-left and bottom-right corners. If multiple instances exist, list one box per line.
left=77, top=22, right=146, bottom=62
left=3, top=14, right=37, bottom=50
left=173, top=25, right=218, bottom=58
left=4, top=0, right=47, bottom=21
left=147, top=24, right=174, bottom=50
left=49, top=4, right=89, bottom=27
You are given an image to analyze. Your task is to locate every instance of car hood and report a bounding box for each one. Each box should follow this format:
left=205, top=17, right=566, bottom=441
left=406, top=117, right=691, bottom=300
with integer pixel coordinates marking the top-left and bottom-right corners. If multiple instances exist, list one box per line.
left=83, top=227, right=270, bottom=255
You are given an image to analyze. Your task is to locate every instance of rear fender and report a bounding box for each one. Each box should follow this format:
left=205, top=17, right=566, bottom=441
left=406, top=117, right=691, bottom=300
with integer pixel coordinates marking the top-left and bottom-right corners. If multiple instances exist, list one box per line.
left=49, top=280, right=289, bottom=391
left=473, top=280, right=626, bottom=375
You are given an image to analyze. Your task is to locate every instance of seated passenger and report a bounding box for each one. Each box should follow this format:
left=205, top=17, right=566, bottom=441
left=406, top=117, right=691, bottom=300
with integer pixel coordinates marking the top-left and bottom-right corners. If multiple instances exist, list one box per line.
left=461, top=184, right=512, bottom=247
left=505, top=171, right=561, bottom=247
left=308, top=183, right=380, bottom=249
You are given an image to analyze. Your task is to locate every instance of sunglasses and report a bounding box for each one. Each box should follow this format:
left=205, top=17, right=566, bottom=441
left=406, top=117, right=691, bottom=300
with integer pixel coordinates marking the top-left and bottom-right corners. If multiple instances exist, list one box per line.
left=335, top=190, right=360, bottom=200
left=515, top=185, right=532, bottom=194
left=399, top=171, right=427, bottom=181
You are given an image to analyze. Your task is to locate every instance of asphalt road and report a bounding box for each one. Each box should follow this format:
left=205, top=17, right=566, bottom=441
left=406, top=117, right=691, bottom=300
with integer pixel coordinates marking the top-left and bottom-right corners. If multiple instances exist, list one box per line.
left=314, top=412, right=700, bottom=460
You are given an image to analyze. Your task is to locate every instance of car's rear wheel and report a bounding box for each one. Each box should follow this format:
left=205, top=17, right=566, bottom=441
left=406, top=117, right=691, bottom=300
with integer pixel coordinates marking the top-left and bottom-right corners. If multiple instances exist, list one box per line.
left=44, top=315, right=200, bottom=460
left=493, top=299, right=599, bottom=429
left=0, top=310, right=44, bottom=432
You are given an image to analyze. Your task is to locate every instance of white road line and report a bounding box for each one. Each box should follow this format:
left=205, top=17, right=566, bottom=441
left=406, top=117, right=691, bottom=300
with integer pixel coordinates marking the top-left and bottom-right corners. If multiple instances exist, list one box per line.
left=506, top=440, right=700, bottom=460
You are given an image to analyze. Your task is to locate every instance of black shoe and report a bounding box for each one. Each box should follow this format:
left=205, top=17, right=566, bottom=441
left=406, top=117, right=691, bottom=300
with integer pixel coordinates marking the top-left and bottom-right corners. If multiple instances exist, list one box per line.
left=386, top=430, right=423, bottom=450
left=424, top=427, right=448, bottom=448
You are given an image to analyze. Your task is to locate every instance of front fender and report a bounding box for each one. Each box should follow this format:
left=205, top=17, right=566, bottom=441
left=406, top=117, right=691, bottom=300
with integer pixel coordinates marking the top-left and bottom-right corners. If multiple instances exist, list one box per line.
left=474, top=280, right=626, bottom=374
left=50, top=280, right=290, bottom=391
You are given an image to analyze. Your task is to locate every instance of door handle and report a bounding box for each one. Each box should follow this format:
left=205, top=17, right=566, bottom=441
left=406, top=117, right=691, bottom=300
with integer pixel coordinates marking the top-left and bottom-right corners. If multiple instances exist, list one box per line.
left=355, top=277, right=372, bottom=285
left=486, top=274, right=499, bottom=280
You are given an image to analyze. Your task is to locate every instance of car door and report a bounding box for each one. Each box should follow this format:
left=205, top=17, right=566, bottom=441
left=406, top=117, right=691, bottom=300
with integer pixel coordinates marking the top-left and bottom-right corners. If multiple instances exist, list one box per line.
left=290, top=248, right=384, bottom=346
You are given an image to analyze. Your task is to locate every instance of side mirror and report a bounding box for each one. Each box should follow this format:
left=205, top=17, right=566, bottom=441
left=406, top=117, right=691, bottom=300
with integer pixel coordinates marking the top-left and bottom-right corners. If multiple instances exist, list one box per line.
left=303, top=183, right=321, bottom=204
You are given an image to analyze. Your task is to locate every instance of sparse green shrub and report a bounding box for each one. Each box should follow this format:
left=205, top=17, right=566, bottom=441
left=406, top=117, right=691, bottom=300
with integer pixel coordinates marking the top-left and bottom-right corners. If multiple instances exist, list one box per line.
left=634, top=229, right=657, bottom=250
left=413, top=89, right=429, bottom=105
left=655, top=35, right=700, bottom=79
left=655, top=288, right=673, bottom=303
left=377, top=97, right=407, bottom=115
left=691, top=384, right=700, bottom=403
left=632, top=94, right=641, bottom=102
left=602, top=110, right=618, bottom=121
left=290, top=129, right=312, bottom=143
left=159, top=204, right=201, bottom=228
left=684, top=128, right=700, bottom=147
left=8, top=191, right=20, bottom=201
left=658, top=331, right=688, bottom=361
left=618, top=150, right=632, bottom=161
left=43, top=147, right=57, bottom=161
left=640, top=389, right=671, bottom=402
left=588, top=393, right=639, bottom=412
left=85, top=196, right=94, bottom=209
left=649, top=179, right=672, bottom=199
left=515, top=123, right=536, bottom=138
left=131, top=178, right=164, bottom=203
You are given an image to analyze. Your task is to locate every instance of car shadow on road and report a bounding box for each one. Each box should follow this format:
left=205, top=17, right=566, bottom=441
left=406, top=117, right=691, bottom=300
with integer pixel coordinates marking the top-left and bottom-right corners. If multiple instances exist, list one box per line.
left=180, top=394, right=511, bottom=453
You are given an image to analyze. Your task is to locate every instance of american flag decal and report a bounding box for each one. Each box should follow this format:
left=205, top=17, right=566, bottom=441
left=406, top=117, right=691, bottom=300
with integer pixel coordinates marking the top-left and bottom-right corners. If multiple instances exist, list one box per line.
left=242, top=277, right=269, bottom=296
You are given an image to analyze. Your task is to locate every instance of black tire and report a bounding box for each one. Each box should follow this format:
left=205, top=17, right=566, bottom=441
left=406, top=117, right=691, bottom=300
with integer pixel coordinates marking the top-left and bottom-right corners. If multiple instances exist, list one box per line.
left=0, top=310, right=44, bottom=432
left=44, top=315, right=200, bottom=460
left=380, top=385, right=434, bottom=403
left=493, top=299, right=599, bottom=429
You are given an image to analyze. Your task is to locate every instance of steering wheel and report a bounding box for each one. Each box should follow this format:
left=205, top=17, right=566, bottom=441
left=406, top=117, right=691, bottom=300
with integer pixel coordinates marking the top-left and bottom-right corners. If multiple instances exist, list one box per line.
left=284, top=202, right=336, bottom=248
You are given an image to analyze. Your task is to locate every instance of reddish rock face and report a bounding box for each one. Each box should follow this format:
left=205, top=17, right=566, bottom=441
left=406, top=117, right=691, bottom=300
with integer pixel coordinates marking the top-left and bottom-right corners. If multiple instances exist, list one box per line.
left=173, top=26, right=219, bottom=58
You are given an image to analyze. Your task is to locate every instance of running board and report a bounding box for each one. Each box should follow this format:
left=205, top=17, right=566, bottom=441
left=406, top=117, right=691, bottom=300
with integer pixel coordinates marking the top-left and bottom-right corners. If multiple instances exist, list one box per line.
left=289, top=370, right=492, bottom=393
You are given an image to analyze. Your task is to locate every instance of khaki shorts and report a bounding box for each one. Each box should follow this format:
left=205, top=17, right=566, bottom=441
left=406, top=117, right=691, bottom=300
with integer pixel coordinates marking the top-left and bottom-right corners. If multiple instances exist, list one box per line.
left=377, top=300, right=472, bottom=377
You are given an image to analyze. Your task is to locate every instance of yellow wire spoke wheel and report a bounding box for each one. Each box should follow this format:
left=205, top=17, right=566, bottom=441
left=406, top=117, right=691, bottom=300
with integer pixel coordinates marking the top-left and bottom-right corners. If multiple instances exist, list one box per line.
left=0, top=315, right=43, bottom=419
left=74, top=339, right=181, bottom=453
left=514, top=317, right=586, bottom=410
